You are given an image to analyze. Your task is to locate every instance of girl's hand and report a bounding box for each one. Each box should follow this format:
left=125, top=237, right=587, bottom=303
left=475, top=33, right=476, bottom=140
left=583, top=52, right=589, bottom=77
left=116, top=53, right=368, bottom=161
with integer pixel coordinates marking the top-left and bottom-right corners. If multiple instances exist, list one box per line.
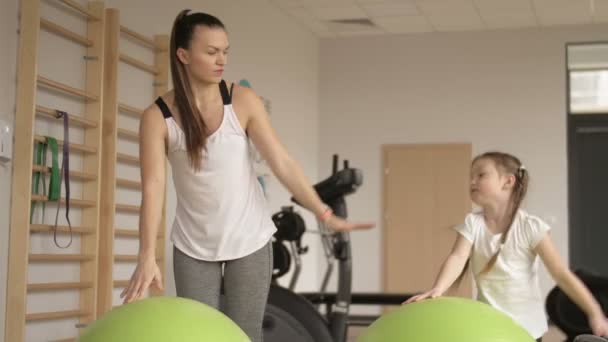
left=403, top=288, right=444, bottom=304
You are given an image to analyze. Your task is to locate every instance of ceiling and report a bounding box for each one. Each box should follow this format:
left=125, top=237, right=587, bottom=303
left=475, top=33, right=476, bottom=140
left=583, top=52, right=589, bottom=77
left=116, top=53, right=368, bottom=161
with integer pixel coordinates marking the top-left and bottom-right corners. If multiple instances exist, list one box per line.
left=268, top=0, right=608, bottom=37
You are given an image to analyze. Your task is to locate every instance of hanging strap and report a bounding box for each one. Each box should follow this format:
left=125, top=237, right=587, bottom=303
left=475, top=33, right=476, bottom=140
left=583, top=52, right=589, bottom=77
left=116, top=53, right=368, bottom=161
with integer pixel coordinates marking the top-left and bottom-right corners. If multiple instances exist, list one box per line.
left=53, top=110, right=72, bottom=248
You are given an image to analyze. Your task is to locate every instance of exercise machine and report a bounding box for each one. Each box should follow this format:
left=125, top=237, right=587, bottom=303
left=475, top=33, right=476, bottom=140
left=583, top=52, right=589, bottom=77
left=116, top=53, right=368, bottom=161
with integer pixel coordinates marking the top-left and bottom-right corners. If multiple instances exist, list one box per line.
left=263, top=155, right=411, bottom=342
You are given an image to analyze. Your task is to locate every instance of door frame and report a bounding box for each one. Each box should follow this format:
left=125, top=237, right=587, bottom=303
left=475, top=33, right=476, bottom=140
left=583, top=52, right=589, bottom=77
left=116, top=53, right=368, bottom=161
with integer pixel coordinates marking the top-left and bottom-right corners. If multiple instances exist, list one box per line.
left=565, top=41, right=608, bottom=268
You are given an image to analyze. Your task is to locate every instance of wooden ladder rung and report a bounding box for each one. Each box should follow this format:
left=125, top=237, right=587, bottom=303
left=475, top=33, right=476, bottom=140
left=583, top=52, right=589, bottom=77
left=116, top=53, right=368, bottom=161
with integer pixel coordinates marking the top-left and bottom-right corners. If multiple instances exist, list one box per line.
left=114, top=254, right=138, bottom=262
left=114, top=255, right=160, bottom=262
left=117, top=153, right=140, bottom=165
left=36, top=105, right=98, bottom=128
left=50, top=338, right=76, bottom=342
left=40, top=18, right=93, bottom=47
left=115, top=228, right=163, bottom=239
left=118, top=103, right=143, bottom=117
left=115, top=228, right=138, bottom=237
left=30, top=224, right=95, bottom=235
left=29, top=254, right=95, bottom=262
left=120, top=25, right=157, bottom=50
left=116, top=178, right=141, bottom=189
left=117, top=128, right=139, bottom=141
left=26, top=309, right=89, bottom=322
left=37, top=76, right=98, bottom=101
left=115, top=204, right=140, bottom=213
left=58, top=0, right=100, bottom=21
left=31, top=194, right=96, bottom=208
left=28, top=281, right=93, bottom=292
left=113, top=280, right=130, bottom=287
left=32, top=164, right=97, bottom=182
left=120, top=53, right=159, bottom=75
left=34, top=135, right=97, bottom=154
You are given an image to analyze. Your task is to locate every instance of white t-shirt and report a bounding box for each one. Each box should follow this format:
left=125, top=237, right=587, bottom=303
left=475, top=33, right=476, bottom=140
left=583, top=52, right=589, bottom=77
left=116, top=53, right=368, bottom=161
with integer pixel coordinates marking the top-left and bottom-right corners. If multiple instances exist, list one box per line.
left=455, top=209, right=551, bottom=339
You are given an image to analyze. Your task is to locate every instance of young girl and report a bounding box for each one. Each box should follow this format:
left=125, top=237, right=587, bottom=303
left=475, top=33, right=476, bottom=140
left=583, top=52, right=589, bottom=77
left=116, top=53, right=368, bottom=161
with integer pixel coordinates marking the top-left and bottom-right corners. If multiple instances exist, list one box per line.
left=119, top=10, right=373, bottom=342
left=406, top=152, right=608, bottom=341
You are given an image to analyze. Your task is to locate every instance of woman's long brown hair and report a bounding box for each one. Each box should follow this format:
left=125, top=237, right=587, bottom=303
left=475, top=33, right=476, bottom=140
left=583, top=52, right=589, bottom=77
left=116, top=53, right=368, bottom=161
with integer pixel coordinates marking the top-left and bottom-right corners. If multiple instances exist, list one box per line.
left=170, top=10, right=225, bottom=170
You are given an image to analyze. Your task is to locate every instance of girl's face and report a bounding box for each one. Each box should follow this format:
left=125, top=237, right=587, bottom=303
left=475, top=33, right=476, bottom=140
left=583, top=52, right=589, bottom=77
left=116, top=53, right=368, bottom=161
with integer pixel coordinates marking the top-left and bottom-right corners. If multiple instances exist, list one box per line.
left=177, top=25, right=229, bottom=84
left=470, top=158, right=516, bottom=207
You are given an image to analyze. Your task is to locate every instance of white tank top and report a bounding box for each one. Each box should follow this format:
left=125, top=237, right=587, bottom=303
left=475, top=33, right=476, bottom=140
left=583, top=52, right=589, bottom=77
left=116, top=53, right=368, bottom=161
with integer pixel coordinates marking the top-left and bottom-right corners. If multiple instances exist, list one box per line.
left=155, top=81, right=276, bottom=261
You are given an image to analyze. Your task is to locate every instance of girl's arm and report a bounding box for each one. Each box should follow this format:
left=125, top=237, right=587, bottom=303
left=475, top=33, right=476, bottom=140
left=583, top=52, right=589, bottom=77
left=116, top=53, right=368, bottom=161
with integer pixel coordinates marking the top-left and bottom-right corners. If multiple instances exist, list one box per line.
left=536, top=234, right=608, bottom=336
left=405, top=235, right=472, bottom=303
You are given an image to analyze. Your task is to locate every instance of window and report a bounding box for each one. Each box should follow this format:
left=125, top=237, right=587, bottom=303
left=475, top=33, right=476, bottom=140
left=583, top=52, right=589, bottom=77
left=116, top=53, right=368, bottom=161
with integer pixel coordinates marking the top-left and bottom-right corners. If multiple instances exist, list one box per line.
left=568, top=43, right=608, bottom=114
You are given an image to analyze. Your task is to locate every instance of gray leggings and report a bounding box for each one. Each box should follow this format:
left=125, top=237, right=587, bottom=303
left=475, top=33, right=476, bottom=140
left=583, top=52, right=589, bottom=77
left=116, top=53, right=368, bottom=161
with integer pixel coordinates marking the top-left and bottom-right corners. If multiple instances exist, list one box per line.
left=173, top=242, right=273, bottom=342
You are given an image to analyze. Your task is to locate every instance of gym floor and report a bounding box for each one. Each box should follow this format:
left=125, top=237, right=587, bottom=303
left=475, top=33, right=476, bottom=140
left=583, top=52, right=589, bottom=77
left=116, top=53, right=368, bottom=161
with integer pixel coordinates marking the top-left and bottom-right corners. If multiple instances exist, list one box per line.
left=346, top=325, right=566, bottom=341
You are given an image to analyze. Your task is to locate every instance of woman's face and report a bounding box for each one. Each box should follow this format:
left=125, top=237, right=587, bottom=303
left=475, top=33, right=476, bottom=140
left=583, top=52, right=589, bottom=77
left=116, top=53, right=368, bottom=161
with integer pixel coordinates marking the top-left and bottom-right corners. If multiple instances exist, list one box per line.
left=177, top=25, right=229, bottom=84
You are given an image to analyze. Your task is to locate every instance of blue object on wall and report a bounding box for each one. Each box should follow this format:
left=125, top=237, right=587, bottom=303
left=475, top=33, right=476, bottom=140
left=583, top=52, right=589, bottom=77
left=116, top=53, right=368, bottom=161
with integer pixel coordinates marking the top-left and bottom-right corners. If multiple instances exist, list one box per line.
left=239, top=79, right=252, bottom=88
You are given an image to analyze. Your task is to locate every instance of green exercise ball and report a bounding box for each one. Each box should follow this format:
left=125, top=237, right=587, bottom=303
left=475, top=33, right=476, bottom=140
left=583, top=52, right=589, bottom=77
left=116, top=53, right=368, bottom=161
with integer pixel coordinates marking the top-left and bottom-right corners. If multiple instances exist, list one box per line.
left=78, top=296, right=250, bottom=342
left=358, top=297, right=535, bottom=342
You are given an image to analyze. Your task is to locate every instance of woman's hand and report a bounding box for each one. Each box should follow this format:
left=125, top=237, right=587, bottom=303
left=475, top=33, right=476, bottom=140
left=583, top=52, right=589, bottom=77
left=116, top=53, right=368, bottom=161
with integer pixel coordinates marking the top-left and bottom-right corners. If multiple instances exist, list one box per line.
left=589, top=313, right=608, bottom=337
left=325, top=215, right=375, bottom=232
left=120, top=255, right=164, bottom=304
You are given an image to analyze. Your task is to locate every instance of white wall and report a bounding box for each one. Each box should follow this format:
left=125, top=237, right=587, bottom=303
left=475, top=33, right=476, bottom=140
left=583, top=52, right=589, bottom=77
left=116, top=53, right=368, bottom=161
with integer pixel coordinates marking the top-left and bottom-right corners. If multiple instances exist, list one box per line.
left=319, top=25, right=608, bottom=305
left=1, top=0, right=319, bottom=341
left=0, top=0, right=19, bottom=339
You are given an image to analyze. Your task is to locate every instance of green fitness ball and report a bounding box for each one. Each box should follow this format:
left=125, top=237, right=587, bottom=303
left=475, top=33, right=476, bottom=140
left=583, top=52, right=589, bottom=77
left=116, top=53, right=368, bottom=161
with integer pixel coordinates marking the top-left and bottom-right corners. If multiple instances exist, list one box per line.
left=78, top=296, right=250, bottom=342
left=358, top=297, right=535, bottom=342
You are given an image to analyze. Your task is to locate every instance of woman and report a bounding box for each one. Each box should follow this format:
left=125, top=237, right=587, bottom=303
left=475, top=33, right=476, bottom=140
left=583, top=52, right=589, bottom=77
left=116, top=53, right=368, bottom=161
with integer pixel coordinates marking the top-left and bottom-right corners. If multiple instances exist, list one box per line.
left=120, top=10, right=373, bottom=342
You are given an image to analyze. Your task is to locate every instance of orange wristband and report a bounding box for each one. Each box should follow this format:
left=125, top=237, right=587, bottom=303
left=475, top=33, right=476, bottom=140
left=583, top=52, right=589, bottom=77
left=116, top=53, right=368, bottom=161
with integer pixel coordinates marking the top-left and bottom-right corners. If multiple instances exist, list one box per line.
left=318, top=206, right=333, bottom=223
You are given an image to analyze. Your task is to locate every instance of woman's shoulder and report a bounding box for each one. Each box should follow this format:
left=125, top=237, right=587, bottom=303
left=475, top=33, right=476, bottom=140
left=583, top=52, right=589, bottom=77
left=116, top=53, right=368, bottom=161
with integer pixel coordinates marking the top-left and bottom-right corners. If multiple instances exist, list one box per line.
left=156, top=90, right=176, bottom=109
left=230, top=82, right=262, bottom=105
left=230, top=82, right=267, bottom=124
left=147, top=90, right=179, bottom=121
left=140, top=90, right=175, bottom=133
